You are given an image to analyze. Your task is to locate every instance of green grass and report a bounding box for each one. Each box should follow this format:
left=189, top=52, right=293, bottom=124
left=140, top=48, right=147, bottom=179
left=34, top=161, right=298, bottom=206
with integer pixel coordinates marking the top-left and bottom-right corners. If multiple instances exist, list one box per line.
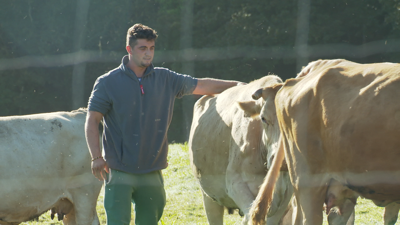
left=21, top=143, right=399, bottom=224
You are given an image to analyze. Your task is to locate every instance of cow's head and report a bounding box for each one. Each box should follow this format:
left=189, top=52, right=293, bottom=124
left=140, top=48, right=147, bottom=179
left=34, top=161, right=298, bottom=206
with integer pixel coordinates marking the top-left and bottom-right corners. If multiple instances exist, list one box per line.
left=237, top=83, right=283, bottom=169
left=238, top=83, right=283, bottom=128
left=238, top=81, right=293, bottom=219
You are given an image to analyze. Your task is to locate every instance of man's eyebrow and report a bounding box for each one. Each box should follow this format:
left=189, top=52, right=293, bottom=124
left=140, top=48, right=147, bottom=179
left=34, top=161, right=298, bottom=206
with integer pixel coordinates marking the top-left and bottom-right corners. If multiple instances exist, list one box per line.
left=138, top=45, right=155, bottom=48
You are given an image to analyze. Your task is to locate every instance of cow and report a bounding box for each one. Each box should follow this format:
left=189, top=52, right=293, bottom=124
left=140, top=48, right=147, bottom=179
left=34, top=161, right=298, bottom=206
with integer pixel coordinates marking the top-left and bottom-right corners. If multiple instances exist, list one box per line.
left=0, top=108, right=102, bottom=225
left=249, top=59, right=400, bottom=225
left=189, top=75, right=293, bottom=225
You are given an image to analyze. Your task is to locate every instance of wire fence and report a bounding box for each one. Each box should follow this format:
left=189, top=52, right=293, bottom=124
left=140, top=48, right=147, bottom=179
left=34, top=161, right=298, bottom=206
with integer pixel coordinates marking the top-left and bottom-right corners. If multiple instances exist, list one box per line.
left=1, top=39, right=399, bottom=71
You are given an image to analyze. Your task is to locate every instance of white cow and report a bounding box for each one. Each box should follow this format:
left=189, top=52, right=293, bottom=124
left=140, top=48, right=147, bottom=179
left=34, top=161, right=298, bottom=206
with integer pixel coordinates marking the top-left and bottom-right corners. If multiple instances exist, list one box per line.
left=189, top=76, right=293, bottom=225
left=0, top=108, right=102, bottom=225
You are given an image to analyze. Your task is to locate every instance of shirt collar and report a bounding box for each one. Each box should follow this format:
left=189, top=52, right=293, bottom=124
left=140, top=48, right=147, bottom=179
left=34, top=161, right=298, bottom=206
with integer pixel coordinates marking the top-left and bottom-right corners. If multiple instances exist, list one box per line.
left=120, top=55, right=155, bottom=80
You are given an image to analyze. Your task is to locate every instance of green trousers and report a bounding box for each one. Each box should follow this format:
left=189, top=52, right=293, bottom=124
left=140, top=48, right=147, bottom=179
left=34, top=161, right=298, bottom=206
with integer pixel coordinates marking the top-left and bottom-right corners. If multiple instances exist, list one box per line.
left=104, top=169, right=166, bottom=225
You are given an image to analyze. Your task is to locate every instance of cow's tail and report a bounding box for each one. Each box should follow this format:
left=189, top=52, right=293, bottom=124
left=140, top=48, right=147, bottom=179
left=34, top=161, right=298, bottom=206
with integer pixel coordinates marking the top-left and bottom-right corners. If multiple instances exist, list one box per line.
left=250, top=136, right=285, bottom=225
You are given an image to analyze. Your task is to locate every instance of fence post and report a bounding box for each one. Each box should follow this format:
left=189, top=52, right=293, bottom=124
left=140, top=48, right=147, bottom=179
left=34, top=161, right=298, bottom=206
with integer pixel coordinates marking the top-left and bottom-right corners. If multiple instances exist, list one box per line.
left=180, top=0, right=195, bottom=142
left=71, top=0, right=91, bottom=110
left=295, top=0, right=311, bottom=73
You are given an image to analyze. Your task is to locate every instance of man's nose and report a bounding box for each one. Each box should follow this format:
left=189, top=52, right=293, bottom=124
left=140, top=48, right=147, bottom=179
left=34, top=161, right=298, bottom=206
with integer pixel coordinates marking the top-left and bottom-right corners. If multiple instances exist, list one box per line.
left=145, top=49, right=152, bottom=55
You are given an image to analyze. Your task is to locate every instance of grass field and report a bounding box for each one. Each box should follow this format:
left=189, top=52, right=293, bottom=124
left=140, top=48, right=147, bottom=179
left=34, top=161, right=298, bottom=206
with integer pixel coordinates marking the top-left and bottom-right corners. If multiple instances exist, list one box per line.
left=21, top=143, right=398, bottom=225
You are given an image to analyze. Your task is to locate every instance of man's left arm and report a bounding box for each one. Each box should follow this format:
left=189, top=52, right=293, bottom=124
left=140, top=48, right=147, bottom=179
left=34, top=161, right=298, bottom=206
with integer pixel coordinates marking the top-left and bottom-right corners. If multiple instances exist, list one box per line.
left=192, top=78, right=244, bottom=95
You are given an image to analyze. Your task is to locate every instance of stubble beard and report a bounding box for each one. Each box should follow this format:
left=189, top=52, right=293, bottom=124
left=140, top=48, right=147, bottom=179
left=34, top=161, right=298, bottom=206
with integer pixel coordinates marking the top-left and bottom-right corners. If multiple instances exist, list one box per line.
left=141, top=60, right=152, bottom=68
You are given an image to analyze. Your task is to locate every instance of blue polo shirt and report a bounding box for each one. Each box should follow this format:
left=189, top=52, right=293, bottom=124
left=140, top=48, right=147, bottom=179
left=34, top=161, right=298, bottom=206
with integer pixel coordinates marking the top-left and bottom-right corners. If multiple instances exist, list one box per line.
left=88, top=55, right=198, bottom=174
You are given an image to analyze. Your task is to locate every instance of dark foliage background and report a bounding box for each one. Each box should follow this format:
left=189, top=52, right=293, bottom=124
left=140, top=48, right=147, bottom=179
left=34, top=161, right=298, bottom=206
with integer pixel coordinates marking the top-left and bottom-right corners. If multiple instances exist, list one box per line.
left=0, top=0, right=399, bottom=142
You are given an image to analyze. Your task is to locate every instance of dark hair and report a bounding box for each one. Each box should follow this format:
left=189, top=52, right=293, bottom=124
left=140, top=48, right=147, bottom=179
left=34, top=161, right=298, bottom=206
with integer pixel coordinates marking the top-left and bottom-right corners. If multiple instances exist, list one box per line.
left=126, top=23, right=158, bottom=47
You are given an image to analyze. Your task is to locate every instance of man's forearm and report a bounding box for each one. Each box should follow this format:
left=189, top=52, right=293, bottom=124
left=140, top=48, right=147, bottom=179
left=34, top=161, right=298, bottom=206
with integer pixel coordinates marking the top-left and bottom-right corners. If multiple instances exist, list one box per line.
left=211, top=79, right=240, bottom=93
left=193, top=78, right=241, bottom=95
left=85, top=119, right=102, bottom=159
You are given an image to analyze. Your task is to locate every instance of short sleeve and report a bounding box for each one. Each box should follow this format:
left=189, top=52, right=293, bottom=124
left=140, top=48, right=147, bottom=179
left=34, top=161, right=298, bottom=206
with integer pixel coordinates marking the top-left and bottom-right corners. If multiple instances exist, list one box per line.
left=166, top=70, right=198, bottom=98
left=87, top=77, right=111, bottom=115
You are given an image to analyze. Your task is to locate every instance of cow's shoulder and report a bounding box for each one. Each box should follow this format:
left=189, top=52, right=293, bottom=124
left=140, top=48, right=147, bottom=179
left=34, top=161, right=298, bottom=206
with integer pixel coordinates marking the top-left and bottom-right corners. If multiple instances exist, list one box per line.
left=193, top=95, right=215, bottom=115
left=275, top=60, right=361, bottom=127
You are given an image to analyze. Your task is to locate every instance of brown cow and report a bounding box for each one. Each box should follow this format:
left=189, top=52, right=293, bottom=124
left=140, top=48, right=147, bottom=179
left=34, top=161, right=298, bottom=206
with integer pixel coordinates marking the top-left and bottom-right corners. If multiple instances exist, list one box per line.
left=249, top=59, right=400, bottom=225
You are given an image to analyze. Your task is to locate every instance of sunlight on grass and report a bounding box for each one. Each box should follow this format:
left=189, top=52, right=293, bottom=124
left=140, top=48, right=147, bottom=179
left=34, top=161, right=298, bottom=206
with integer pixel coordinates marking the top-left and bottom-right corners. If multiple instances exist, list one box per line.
left=161, top=143, right=242, bottom=225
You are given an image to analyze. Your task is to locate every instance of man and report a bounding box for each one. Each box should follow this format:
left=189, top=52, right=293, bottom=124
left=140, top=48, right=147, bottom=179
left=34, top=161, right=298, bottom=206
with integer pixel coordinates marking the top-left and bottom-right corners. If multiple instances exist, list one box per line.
left=85, top=23, right=240, bottom=225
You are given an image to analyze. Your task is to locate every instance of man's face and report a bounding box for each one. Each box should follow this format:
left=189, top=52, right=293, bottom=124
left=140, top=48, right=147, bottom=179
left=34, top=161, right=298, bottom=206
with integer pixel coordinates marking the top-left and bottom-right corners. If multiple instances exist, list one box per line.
left=128, top=39, right=155, bottom=68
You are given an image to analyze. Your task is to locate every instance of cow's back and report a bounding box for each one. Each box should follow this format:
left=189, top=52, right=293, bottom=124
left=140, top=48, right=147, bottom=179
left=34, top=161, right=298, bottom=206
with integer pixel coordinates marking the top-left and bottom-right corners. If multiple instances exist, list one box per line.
left=0, top=108, right=90, bottom=178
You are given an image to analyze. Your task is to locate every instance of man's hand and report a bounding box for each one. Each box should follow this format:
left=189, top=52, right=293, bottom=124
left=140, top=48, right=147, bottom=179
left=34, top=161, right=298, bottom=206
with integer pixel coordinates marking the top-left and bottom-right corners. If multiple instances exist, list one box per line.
left=91, top=158, right=109, bottom=181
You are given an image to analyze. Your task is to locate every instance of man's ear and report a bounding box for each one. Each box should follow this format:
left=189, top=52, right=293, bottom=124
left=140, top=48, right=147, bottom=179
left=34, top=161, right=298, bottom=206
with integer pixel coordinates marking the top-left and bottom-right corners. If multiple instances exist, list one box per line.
left=237, top=101, right=260, bottom=118
left=126, top=45, right=132, bottom=54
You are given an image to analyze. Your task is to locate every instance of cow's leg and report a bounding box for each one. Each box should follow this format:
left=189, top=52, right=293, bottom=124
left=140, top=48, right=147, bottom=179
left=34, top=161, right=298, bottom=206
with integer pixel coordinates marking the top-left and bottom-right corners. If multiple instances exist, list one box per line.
left=266, top=172, right=294, bottom=225
left=277, top=199, right=294, bottom=225
left=384, top=202, right=400, bottom=225
left=285, top=164, right=326, bottom=225
left=345, top=209, right=355, bottom=225
left=291, top=195, right=303, bottom=225
left=202, top=192, right=224, bottom=225
left=296, top=190, right=324, bottom=225
left=266, top=195, right=294, bottom=225
left=327, top=198, right=357, bottom=225
left=293, top=178, right=327, bottom=225
left=64, top=207, right=99, bottom=225
left=225, top=172, right=256, bottom=225
left=64, top=184, right=102, bottom=225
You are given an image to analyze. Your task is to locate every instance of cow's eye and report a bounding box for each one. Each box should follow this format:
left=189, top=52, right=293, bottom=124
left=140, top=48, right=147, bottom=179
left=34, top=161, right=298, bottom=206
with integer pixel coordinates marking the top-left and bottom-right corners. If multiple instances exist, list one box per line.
left=261, top=117, right=267, bottom=124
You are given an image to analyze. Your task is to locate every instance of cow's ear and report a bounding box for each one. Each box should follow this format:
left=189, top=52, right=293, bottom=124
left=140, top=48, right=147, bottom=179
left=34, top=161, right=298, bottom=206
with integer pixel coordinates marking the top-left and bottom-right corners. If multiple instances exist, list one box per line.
left=252, top=88, right=263, bottom=100
left=237, top=101, right=260, bottom=118
left=252, top=84, right=283, bottom=101
left=252, top=83, right=283, bottom=100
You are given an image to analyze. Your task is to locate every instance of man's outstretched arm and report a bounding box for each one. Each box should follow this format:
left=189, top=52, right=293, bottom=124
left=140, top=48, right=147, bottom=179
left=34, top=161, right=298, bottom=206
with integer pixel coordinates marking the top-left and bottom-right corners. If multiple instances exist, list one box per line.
left=192, top=78, right=244, bottom=95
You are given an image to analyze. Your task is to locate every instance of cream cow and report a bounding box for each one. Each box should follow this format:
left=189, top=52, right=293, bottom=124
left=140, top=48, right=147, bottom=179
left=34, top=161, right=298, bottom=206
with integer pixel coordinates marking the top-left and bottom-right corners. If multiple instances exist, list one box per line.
left=189, top=76, right=293, bottom=225
left=0, top=108, right=102, bottom=225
